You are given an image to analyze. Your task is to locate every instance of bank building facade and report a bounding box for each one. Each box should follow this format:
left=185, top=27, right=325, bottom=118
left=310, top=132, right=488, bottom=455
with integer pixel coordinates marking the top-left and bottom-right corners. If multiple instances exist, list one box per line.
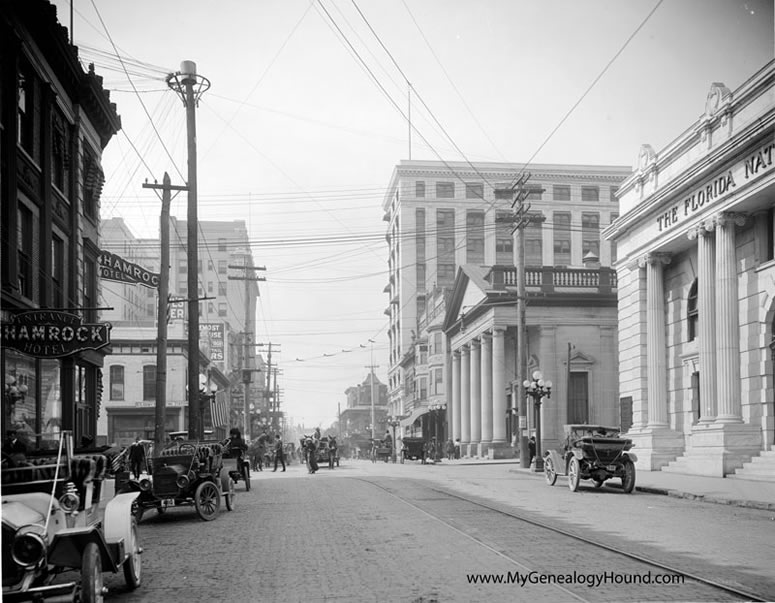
left=605, top=60, right=775, bottom=478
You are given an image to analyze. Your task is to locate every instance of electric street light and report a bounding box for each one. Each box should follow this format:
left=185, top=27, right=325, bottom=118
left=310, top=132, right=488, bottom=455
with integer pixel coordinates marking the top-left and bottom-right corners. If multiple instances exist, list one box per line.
left=387, top=416, right=403, bottom=463
left=428, top=403, right=447, bottom=462
left=523, top=370, right=552, bottom=472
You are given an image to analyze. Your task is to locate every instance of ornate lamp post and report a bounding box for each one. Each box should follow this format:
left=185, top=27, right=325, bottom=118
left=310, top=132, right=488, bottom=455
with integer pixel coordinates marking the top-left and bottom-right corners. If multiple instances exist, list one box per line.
left=387, top=416, right=403, bottom=463
left=523, top=370, right=552, bottom=472
left=428, top=403, right=446, bottom=461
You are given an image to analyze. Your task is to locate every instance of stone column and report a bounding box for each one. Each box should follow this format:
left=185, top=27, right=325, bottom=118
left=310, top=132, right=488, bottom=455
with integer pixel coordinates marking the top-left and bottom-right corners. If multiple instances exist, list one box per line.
left=451, top=350, right=461, bottom=442
left=715, top=212, right=746, bottom=423
left=640, top=252, right=671, bottom=428
left=470, top=339, right=482, bottom=448
left=460, top=345, right=471, bottom=444
left=688, top=221, right=717, bottom=422
left=492, top=328, right=507, bottom=443
left=480, top=332, right=493, bottom=444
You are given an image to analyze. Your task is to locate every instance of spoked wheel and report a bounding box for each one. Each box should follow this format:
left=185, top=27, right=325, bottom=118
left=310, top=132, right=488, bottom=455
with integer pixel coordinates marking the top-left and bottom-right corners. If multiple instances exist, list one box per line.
left=80, top=542, right=104, bottom=603
left=194, top=481, right=221, bottom=521
left=544, top=456, right=557, bottom=486
left=242, top=463, right=251, bottom=491
left=567, top=457, right=581, bottom=492
left=621, top=459, right=636, bottom=494
left=122, top=518, right=142, bottom=589
left=222, top=473, right=235, bottom=511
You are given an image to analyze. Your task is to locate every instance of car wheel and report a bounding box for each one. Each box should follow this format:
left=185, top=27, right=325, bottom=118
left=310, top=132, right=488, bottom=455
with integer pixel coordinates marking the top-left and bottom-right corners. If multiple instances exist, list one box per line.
left=122, top=518, right=142, bottom=590
left=567, top=457, right=581, bottom=492
left=222, top=473, right=235, bottom=511
left=194, top=481, right=220, bottom=521
left=544, top=456, right=557, bottom=486
left=80, top=542, right=104, bottom=603
left=622, top=460, right=636, bottom=493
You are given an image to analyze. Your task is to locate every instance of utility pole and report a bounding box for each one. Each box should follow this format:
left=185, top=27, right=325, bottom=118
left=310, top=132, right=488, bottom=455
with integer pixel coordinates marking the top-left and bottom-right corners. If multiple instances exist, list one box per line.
left=143, top=173, right=187, bottom=448
left=255, top=343, right=281, bottom=432
left=167, top=60, right=210, bottom=440
left=366, top=340, right=378, bottom=441
left=229, top=262, right=265, bottom=437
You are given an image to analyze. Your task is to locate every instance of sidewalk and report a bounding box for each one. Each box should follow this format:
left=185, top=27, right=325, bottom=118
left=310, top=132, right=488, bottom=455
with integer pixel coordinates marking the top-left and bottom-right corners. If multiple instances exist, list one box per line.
left=433, top=458, right=775, bottom=511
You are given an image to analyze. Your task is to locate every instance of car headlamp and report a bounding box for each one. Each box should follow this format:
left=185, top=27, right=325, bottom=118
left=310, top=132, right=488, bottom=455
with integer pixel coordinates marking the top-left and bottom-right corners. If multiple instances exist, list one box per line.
left=176, top=474, right=190, bottom=489
left=12, top=525, right=47, bottom=568
left=59, top=491, right=80, bottom=513
left=139, top=478, right=152, bottom=491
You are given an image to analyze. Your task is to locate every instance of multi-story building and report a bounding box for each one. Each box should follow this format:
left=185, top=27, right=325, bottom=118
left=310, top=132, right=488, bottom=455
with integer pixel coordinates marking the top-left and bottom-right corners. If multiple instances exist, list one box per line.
left=99, top=218, right=262, bottom=444
left=340, top=372, right=388, bottom=443
left=1, top=1, right=120, bottom=443
left=605, top=61, right=775, bottom=478
left=383, top=160, right=630, bottom=457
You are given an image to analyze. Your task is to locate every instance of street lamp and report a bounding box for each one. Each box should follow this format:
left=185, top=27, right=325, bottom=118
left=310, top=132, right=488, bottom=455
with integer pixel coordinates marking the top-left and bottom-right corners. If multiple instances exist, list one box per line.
left=523, top=370, right=552, bottom=472
left=387, top=416, right=402, bottom=463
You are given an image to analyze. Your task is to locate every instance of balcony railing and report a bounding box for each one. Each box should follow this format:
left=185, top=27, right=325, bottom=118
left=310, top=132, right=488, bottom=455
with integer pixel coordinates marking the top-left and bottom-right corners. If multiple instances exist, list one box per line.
left=489, top=265, right=617, bottom=294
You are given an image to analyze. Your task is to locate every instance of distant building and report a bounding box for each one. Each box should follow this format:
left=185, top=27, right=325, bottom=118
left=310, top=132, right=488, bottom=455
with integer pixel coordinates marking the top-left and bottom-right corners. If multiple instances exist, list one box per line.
left=605, top=61, right=775, bottom=478
left=340, top=372, right=388, bottom=438
left=1, top=1, right=120, bottom=443
left=99, top=218, right=262, bottom=444
left=383, top=160, right=630, bottom=457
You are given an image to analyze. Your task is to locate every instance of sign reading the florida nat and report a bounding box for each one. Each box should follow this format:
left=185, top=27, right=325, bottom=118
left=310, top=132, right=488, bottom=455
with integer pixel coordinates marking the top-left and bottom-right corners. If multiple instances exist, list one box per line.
left=200, top=322, right=225, bottom=361
left=656, top=140, right=775, bottom=232
left=99, top=250, right=159, bottom=289
left=1, top=311, right=111, bottom=358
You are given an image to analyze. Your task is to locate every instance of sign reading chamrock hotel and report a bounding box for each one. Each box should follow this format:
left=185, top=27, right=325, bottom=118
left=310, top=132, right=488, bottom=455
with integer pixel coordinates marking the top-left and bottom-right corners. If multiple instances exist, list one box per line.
left=1, top=311, right=112, bottom=358
left=99, top=250, right=160, bottom=289
left=604, top=66, right=775, bottom=479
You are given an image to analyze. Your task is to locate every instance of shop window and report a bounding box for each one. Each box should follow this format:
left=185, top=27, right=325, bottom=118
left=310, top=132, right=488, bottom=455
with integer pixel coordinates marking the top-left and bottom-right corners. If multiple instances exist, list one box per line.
left=687, top=279, right=698, bottom=341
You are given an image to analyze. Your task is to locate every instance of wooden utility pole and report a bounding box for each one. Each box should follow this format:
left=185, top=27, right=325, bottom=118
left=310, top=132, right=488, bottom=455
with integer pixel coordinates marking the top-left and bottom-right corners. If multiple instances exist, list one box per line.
left=229, top=262, right=265, bottom=437
left=143, top=173, right=187, bottom=448
left=255, top=343, right=281, bottom=432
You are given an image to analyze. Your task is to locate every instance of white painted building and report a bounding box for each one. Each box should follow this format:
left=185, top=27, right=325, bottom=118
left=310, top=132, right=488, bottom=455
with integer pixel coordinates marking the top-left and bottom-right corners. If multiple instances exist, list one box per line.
left=605, top=60, right=775, bottom=478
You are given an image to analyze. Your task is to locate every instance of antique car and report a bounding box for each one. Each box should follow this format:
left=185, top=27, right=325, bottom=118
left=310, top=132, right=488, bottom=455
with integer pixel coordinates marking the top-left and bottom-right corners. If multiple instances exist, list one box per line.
left=543, top=424, right=637, bottom=493
left=1, top=429, right=142, bottom=601
left=117, top=438, right=234, bottom=521
left=400, top=437, right=426, bottom=464
left=316, top=436, right=339, bottom=468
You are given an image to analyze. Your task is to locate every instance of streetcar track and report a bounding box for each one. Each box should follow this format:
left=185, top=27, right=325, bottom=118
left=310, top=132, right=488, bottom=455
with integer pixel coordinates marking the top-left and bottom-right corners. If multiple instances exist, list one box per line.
left=356, top=476, right=768, bottom=602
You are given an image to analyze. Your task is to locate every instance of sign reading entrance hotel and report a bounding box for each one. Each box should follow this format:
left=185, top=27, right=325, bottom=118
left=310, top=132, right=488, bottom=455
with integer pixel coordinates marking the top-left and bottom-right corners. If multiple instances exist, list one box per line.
left=99, top=250, right=159, bottom=289
left=1, top=311, right=111, bottom=358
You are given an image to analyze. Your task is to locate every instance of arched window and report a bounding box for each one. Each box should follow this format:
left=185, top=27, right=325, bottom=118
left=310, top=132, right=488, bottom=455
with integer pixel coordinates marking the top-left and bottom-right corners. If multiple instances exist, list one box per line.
left=687, top=279, right=698, bottom=341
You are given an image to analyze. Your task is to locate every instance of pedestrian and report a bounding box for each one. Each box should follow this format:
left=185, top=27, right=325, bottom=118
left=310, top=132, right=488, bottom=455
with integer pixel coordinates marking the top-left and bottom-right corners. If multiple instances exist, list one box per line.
left=273, top=434, right=286, bottom=472
left=383, top=429, right=392, bottom=450
left=128, top=436, right=145, bottom=480
left=454, top=437, right=461, bottom=459
left=306, top=437, right=319, bottom=474
left=2, top=430, right=27, bottom=465
left=528, top=436, right=536, bottom=466
left=446, top=438, right=454, bottom=460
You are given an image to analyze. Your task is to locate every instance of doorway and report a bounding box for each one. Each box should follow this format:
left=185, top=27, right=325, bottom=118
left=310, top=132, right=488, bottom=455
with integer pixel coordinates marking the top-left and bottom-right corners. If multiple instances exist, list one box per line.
left=567, top=372, right=589, bottom=424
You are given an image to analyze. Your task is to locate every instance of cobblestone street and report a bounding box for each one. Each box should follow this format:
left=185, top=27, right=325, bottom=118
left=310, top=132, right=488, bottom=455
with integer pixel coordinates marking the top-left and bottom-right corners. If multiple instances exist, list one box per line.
left=103, top=460, right=775, bottom=603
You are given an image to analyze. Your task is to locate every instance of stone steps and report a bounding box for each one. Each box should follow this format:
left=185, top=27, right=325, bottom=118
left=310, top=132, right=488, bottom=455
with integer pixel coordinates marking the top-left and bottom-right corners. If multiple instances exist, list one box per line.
left=728, top=450, right=775, bottom=482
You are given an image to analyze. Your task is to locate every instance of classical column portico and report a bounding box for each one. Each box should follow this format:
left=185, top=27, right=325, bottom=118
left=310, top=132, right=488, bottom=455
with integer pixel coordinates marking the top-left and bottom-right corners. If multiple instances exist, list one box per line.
left=469, top=338, right=482, bottom=454
left=715, top=212, right=746, bottom=423
left=644, top=252, right=671, bottom=428
left=688, top=222, right=717, bottom=422
left=460, top=345, right=471, bottom=445
left=451, top=350, right=461, bottom=443
left=492, top=328, right=506, bottom=443
left=480, top=333, right=493, bottom=449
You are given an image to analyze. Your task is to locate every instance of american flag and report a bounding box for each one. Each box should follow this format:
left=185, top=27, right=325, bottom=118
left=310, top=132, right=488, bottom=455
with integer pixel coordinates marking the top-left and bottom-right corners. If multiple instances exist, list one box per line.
left=210, top=395, right=229, bottom=428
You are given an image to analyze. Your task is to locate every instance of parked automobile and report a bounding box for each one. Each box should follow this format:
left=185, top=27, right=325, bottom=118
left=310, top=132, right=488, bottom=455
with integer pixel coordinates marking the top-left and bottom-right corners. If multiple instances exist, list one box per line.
left=1, top=429, right=142, bottom=601
left=400, top=437, right=426, bottom=464
left=543, top=424, right=637, bottom=493
left=117, top=437, right=234, bottom=521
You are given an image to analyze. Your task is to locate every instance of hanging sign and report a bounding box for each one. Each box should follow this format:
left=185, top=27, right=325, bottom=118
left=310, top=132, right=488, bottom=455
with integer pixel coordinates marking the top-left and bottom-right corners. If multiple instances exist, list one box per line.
left=99, top=250, right=159, bottom=288
left=1, top=311, right=111, bottom=358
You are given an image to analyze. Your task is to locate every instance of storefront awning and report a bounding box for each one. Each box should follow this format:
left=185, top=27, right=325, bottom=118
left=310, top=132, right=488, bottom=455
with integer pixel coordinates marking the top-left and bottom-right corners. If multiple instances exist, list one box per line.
left=400, top=406, right=428, bottom=430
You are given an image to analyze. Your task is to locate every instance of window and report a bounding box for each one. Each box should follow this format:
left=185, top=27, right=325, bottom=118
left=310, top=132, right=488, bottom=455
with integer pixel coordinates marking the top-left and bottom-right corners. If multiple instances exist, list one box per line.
left=688, top=279, right=698, bottom=341
left=416, top=208, right=426, bottom=262
left=496, top=211, right=513, bottom=264
left=17, top=205, right=34, bottom=299
left=51, top=109, right=71, bottom=192
left=178, top=261, right=187, bottom=274
left=17, top=60, right=41, bottom=161
left=51, top=235, right=65, bottom=307
left=208, top=281, right=214, bottom=293
left=218, top=303, right=227, bottom=317
left=208, top=302, right=215, bottom=314
left=436, top=209, right=455, bottom=272
left=465, top=183, right=484, bottom=199
left=466, top=210, right=485, bottom=264
left=218, top=238, right=227, bottom=251
left=581, top=186, right=599, bottom=202
left=553, top=212, right=571, bottom=266
left=82, top=255, right=97, bottom=321
left=495, top=188, right=513, bottom=200
left=208, top=261, right=215, bottom=272
left=416, top=264, right=426, bottom=291
left=525, top=212, right=544, bottom=266
left=610, top=213, right=619, bottom=263
left=415, top=181, right=425, bottom=198
left=582, top=213, right=600, bottom=259
left=433, top=332, right=442, bottom=355
left=436, top=182, right=455, bottom=198
left=527, top=187, right=543, bottom=201
left=110, top=366, right=125, bottom=400
left=609, top=187, right=619, bottom=203
left=553, top=185, right=570, bottom=201
left=218, top=283, right=227, bottom=296
left=437, top=264, right=456, bottom=284
left=142, top=365, right=157, bottom=400
left=218, top=260, right=227, bottom=274
left=418, top=377, right=428, bottom=401
left=81, top=146, right=103, bottom=220
left=434, top=368, right=444, bottom=395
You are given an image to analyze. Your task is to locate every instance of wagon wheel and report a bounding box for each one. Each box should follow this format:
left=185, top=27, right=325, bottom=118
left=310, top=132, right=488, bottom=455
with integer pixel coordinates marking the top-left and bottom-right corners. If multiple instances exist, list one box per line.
left=194, top=481, right=221, bottom=521
left=567, top=457, right=581, bottom=492
left=242, top=463, right=251, bottom=491
left=544, top=456, right=557, bottom=486
left=621, top=460, right=636, bottom=494
left=222, top=473, right=235, bottom=511
left=80, top=541, right=104, bottom=603
left=123, top=517, right=142, bottom=590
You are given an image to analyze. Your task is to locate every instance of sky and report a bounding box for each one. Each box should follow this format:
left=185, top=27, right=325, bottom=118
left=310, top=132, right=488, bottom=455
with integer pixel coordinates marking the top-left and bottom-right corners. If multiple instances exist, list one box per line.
left=50, top=0, right=773, bottom=428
